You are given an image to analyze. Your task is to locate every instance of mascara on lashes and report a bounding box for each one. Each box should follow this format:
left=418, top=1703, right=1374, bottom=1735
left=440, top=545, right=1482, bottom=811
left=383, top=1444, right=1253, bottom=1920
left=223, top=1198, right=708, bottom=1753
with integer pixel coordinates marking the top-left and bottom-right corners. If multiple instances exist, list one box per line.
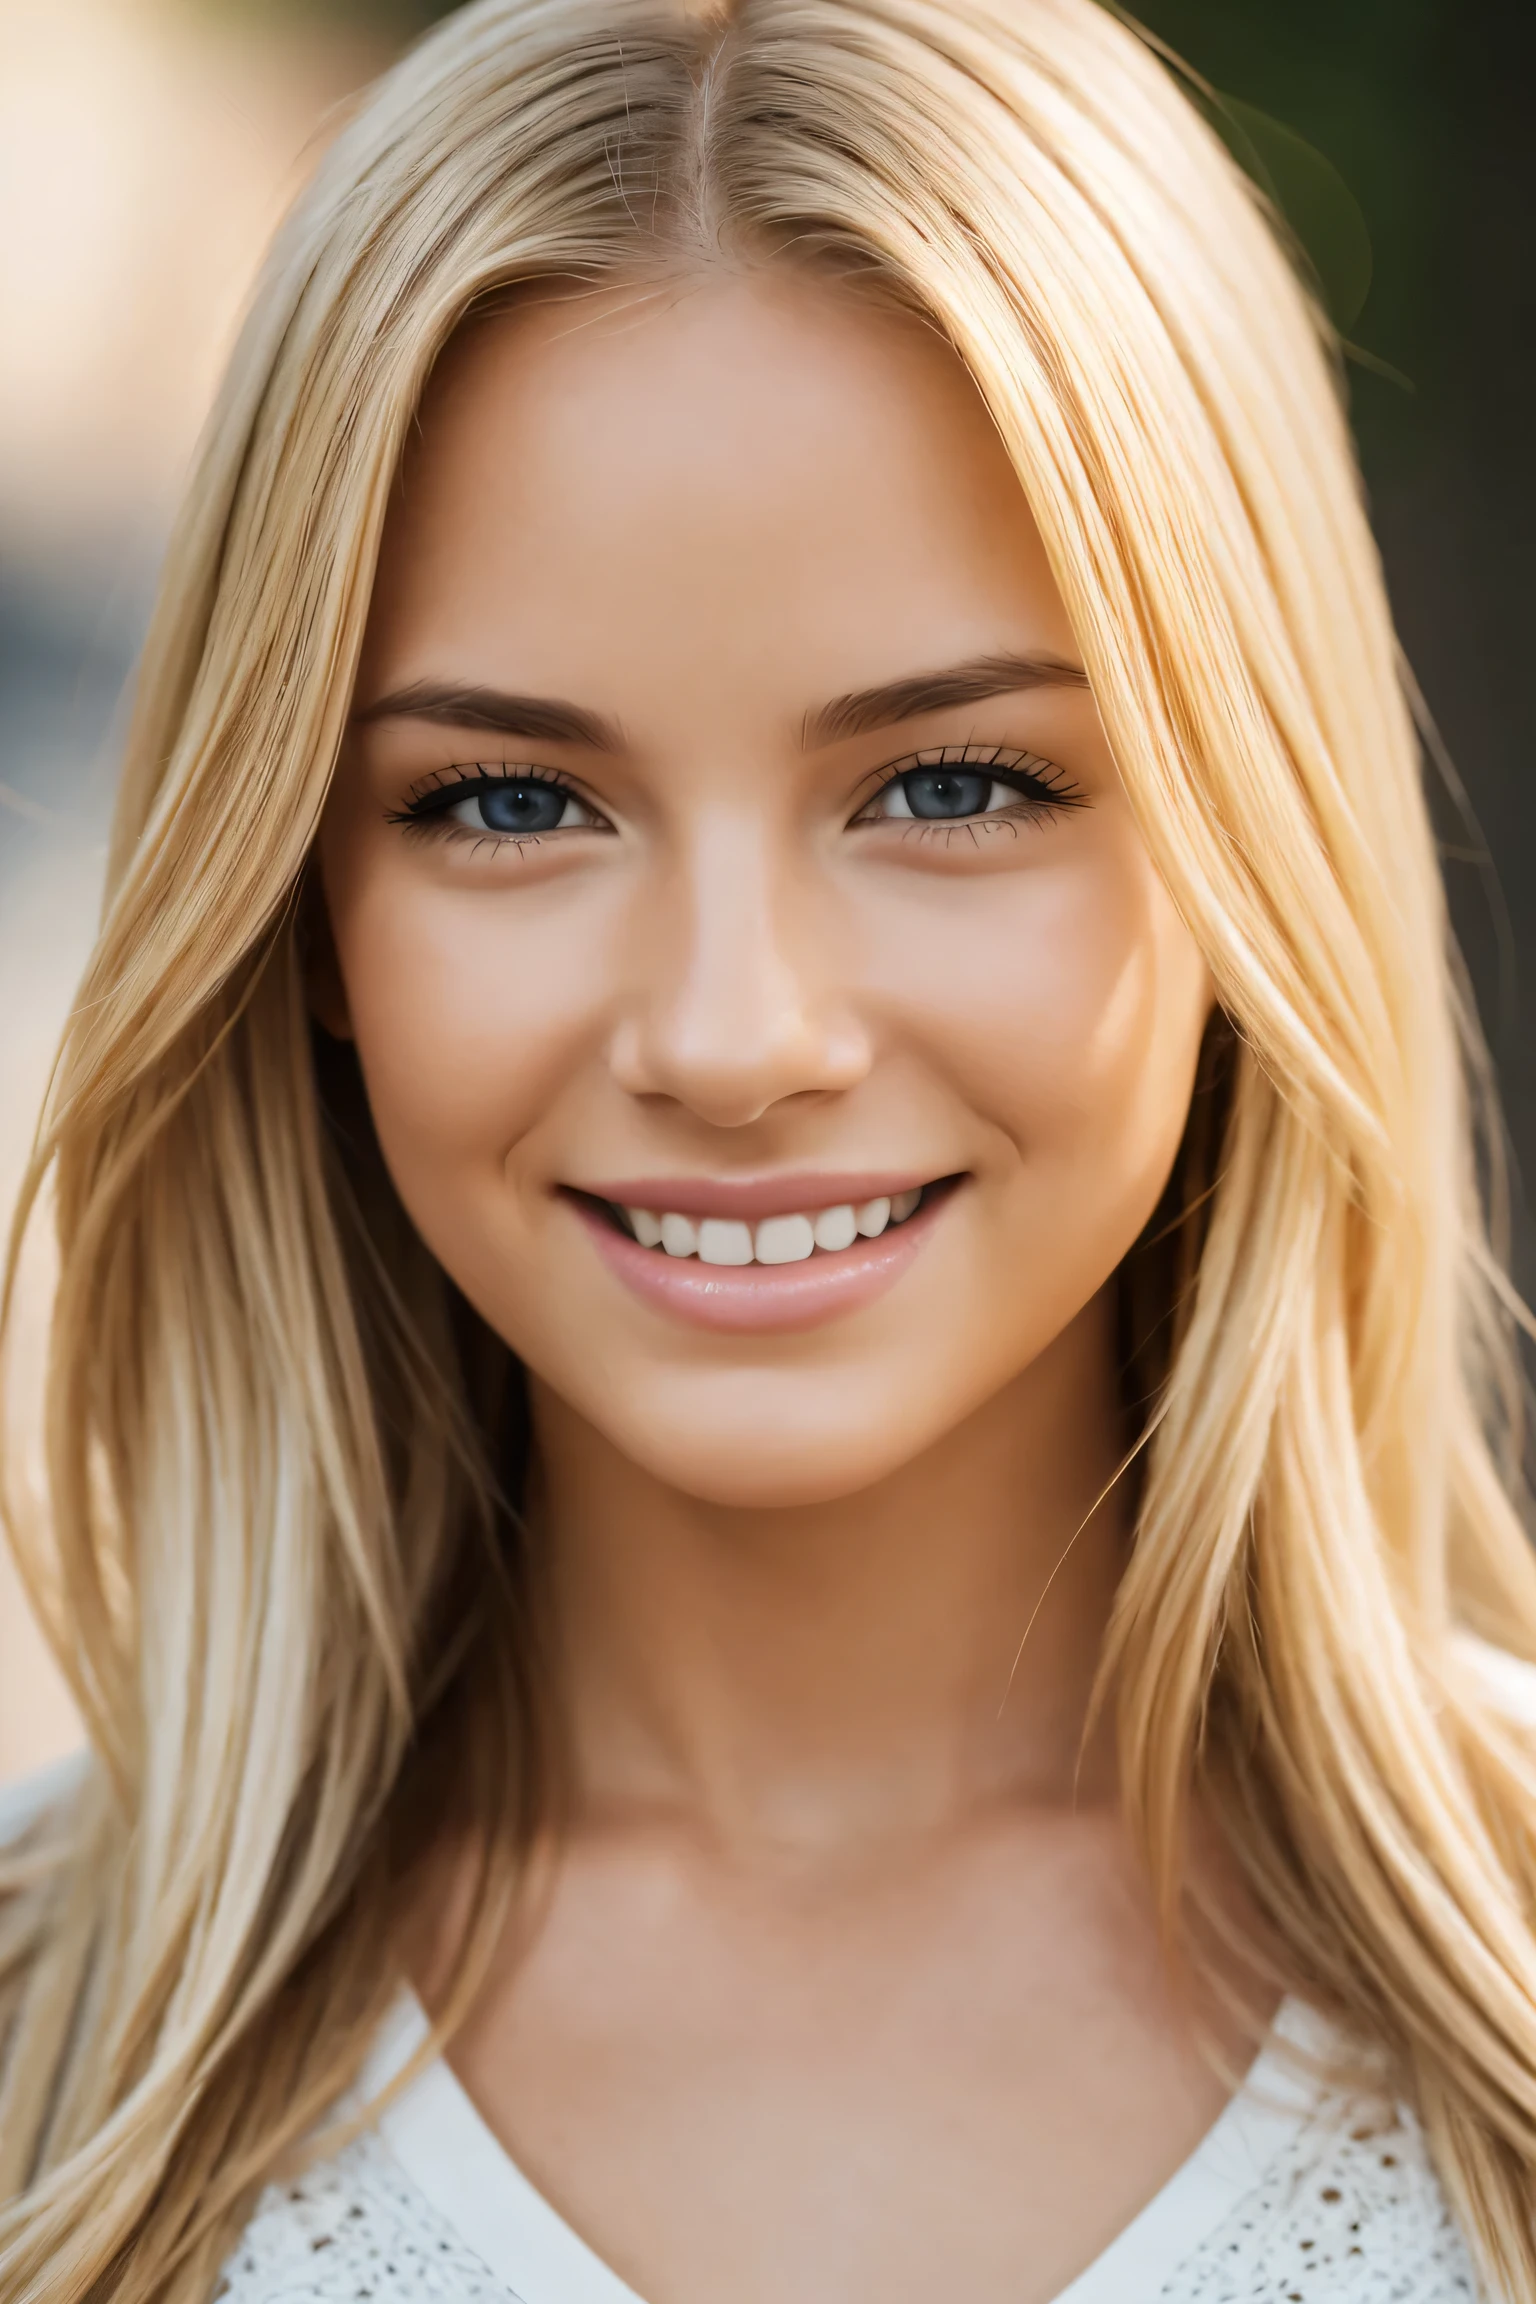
left=386, top=743, right=1089, bottom=842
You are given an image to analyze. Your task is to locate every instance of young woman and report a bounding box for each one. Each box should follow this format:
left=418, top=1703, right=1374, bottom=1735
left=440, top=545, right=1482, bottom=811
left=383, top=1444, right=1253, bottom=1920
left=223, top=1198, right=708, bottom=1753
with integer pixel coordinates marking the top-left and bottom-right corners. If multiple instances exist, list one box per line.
left=4, top=0, right=1536, bottom=2297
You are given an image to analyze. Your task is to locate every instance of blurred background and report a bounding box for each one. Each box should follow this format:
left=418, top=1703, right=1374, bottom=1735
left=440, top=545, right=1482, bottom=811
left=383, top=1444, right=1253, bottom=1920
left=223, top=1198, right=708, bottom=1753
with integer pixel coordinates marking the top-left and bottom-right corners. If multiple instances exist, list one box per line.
left=1, top=0, right=1532, bottom=1780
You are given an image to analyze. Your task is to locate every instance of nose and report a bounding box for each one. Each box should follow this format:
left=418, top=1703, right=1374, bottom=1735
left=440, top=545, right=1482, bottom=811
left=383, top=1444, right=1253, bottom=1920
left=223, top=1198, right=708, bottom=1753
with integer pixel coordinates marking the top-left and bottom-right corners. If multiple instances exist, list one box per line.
left=608, top=813, right=872, bottom=1127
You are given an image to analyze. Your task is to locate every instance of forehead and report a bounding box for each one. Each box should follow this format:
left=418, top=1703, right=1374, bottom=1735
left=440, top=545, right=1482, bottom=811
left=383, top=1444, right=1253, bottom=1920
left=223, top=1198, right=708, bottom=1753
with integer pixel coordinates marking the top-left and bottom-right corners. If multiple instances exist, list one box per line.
left=362, top=267, right=1075, bottom=719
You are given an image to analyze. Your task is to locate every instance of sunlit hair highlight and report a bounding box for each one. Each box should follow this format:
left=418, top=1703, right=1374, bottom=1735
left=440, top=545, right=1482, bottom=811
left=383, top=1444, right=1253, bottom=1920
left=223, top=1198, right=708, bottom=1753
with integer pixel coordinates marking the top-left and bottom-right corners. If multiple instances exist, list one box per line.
left=4, top=0, right=1536, bottom=2295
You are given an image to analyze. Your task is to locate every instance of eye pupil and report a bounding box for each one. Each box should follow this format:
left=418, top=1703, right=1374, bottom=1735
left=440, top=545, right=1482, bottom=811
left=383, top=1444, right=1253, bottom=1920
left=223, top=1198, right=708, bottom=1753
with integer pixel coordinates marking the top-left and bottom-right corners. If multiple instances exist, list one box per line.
left=477, top=782, right=566, bottom=833
left=901, top=769, right=992, bottom=819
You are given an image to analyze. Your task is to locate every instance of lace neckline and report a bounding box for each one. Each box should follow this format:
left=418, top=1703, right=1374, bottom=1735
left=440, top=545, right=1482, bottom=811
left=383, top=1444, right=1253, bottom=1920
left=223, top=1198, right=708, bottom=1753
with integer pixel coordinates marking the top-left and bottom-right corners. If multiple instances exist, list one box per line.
left=355, top=1990, right=1330, bottom=2304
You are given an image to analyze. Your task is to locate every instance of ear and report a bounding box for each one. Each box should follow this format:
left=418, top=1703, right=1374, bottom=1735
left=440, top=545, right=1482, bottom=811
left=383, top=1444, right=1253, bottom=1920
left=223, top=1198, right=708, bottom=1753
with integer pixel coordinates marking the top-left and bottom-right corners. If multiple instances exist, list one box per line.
left=299, top=868, right=354, bottom=1042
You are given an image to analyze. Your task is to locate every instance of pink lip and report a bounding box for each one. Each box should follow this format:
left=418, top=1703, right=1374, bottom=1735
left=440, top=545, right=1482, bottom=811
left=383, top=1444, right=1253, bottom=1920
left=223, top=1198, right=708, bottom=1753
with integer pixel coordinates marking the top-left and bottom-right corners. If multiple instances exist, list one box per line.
left=568, top=1183, right=956, bottom=1334
left=571, top=1172, right=934, bottom=1222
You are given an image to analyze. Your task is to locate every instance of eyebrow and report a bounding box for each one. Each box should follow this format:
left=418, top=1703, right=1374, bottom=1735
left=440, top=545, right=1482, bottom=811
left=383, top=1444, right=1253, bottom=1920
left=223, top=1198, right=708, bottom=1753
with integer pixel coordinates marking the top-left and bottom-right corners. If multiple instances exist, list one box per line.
left=354, top=650, right=1090, bottom=756
left=804, top=652, right=1090, bottom=747
left=352, top=681, right=625, bottom=750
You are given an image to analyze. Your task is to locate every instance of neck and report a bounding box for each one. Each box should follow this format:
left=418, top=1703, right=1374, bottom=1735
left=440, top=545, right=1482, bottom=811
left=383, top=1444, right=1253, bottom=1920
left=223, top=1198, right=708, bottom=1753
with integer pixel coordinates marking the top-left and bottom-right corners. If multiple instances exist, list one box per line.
left=530, top=1289, right=1130, bottom=1855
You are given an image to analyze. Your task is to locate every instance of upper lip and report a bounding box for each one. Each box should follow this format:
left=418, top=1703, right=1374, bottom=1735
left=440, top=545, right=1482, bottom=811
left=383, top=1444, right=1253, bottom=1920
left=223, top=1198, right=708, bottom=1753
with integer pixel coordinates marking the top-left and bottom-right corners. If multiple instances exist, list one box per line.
left=568, top=1172, right=945, bottom=1221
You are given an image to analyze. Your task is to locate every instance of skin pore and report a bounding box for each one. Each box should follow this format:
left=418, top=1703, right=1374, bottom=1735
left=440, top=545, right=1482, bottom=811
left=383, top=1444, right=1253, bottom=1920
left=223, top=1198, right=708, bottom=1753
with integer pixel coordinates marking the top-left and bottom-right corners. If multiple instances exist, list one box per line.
left=318, top=268, right=1241, bottom=2304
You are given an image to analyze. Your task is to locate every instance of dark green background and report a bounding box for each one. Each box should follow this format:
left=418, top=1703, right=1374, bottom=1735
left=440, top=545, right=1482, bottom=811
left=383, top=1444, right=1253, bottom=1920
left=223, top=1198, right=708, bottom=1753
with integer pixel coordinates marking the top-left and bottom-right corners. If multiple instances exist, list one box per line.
left=1137, top=0, right=1536, bottom=1290
left=201, top=0, right=1536, bottom=1276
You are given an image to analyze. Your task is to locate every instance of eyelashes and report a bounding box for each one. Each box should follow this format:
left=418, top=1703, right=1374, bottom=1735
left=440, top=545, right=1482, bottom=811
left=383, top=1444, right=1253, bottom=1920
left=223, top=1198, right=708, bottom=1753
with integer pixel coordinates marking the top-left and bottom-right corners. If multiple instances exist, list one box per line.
left=851, top=745, right=1087, bottom=832
left=387, top=762, right=609, bottom=843
left=388, top=743, right=1089, bottom=851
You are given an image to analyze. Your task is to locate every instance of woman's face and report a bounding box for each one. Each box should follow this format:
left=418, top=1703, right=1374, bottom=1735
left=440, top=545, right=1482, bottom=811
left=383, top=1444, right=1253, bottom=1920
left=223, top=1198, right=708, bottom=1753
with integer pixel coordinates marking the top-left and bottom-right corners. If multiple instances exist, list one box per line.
left=321, top=270, right=1211, bottom=1507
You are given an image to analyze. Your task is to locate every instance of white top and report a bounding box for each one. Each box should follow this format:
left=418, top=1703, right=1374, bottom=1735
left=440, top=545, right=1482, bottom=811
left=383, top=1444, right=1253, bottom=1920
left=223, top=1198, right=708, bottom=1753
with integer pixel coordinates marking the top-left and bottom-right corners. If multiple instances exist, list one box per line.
left=11, top=1662, right=1529, bottom=2304
left=203, top=1984, right=1482, bottom=2303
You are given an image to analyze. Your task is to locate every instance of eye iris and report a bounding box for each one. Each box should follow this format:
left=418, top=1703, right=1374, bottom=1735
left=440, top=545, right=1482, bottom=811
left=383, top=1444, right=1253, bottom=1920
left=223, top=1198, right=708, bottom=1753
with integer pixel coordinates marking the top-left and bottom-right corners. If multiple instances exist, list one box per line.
left=477, top=782, right=566, bottom=833
left=901, top=769, right=993, bottom=819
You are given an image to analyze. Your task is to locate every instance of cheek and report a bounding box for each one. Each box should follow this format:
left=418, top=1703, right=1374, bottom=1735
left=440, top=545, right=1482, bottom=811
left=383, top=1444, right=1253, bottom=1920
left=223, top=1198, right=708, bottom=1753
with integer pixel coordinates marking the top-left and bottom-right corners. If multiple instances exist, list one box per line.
left=871, top=840, right=1209, bottom=1237
left=324, top=856, right=615, bottom=1202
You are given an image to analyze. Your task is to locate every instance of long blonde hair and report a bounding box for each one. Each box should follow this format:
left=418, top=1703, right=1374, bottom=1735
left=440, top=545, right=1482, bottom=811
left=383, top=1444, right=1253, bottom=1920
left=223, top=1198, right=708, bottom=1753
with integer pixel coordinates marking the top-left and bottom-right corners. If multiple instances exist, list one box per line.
left=5, top=0, right=1536, bottom=2294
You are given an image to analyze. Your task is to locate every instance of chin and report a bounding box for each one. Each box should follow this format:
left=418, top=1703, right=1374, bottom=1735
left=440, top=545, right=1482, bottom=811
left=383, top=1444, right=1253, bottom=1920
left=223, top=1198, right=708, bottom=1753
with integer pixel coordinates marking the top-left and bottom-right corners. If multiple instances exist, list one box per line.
left=593, top=1399, right=945, bottom=1511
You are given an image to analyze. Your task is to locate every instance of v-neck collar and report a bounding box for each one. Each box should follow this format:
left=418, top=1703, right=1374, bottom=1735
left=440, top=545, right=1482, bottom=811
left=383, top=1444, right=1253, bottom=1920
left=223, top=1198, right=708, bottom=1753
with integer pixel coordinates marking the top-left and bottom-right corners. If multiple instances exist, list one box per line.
left=357, top=1991, right=1327, bottom=2304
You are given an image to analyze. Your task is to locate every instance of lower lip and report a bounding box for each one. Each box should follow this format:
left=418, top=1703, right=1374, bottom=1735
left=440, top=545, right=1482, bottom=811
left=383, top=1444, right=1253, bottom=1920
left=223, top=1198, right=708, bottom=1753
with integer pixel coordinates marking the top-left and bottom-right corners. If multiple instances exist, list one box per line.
left=569, top=1188, right=953, bottom=1334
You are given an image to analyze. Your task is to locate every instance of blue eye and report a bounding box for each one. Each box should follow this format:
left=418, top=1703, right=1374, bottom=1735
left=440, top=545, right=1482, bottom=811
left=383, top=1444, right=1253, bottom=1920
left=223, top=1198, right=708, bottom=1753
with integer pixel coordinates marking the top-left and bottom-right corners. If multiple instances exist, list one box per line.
left=450, top=780, right=583, bottom=834
left=393, top=768, right=603, bottom=840
left=887, top=768, right=998, bottom=819
left=861, top=749, right=1082, bottom=826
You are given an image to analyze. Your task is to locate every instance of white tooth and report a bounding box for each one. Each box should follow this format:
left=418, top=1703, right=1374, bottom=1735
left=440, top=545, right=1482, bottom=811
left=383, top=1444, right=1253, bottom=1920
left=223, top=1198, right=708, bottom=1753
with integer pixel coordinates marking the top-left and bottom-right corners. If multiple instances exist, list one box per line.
left=854, top=1196, right=891, bottom=1238
left=661, top=1212, right=699, bottom=1258
left=812, top=1203, right=857, bottom=1252
left=755, top=1213, right=816, bottom=1264
left=629, top=1208, right=664, bottom=1248
left=698, top=1217, right=754, bottom=1266
left=890, top=1188, right=921, bottom=1223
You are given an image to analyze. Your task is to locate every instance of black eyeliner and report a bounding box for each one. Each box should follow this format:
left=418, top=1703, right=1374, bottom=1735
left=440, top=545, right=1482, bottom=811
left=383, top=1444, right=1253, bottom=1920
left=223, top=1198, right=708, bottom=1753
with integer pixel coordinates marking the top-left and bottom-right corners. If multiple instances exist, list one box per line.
left=851, top=742, right=1088, bottom=823
left=384, top=761, right=584, bottom=826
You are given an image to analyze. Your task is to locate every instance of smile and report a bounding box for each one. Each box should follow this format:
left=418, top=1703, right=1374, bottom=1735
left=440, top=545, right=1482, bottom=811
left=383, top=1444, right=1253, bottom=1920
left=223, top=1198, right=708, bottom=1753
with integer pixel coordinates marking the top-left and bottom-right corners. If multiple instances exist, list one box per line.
left=618, top=1185, right=924, bottom=1264
left=565, top=1174, right=961, bottom=1334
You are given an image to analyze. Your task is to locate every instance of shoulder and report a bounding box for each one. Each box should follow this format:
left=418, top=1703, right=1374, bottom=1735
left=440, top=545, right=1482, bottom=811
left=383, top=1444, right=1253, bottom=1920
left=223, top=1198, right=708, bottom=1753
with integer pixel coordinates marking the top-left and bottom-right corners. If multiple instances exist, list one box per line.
left=217, top=2127, right=510, bottom=2304
left=1164, top=2062, right=1483, bottom=2302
